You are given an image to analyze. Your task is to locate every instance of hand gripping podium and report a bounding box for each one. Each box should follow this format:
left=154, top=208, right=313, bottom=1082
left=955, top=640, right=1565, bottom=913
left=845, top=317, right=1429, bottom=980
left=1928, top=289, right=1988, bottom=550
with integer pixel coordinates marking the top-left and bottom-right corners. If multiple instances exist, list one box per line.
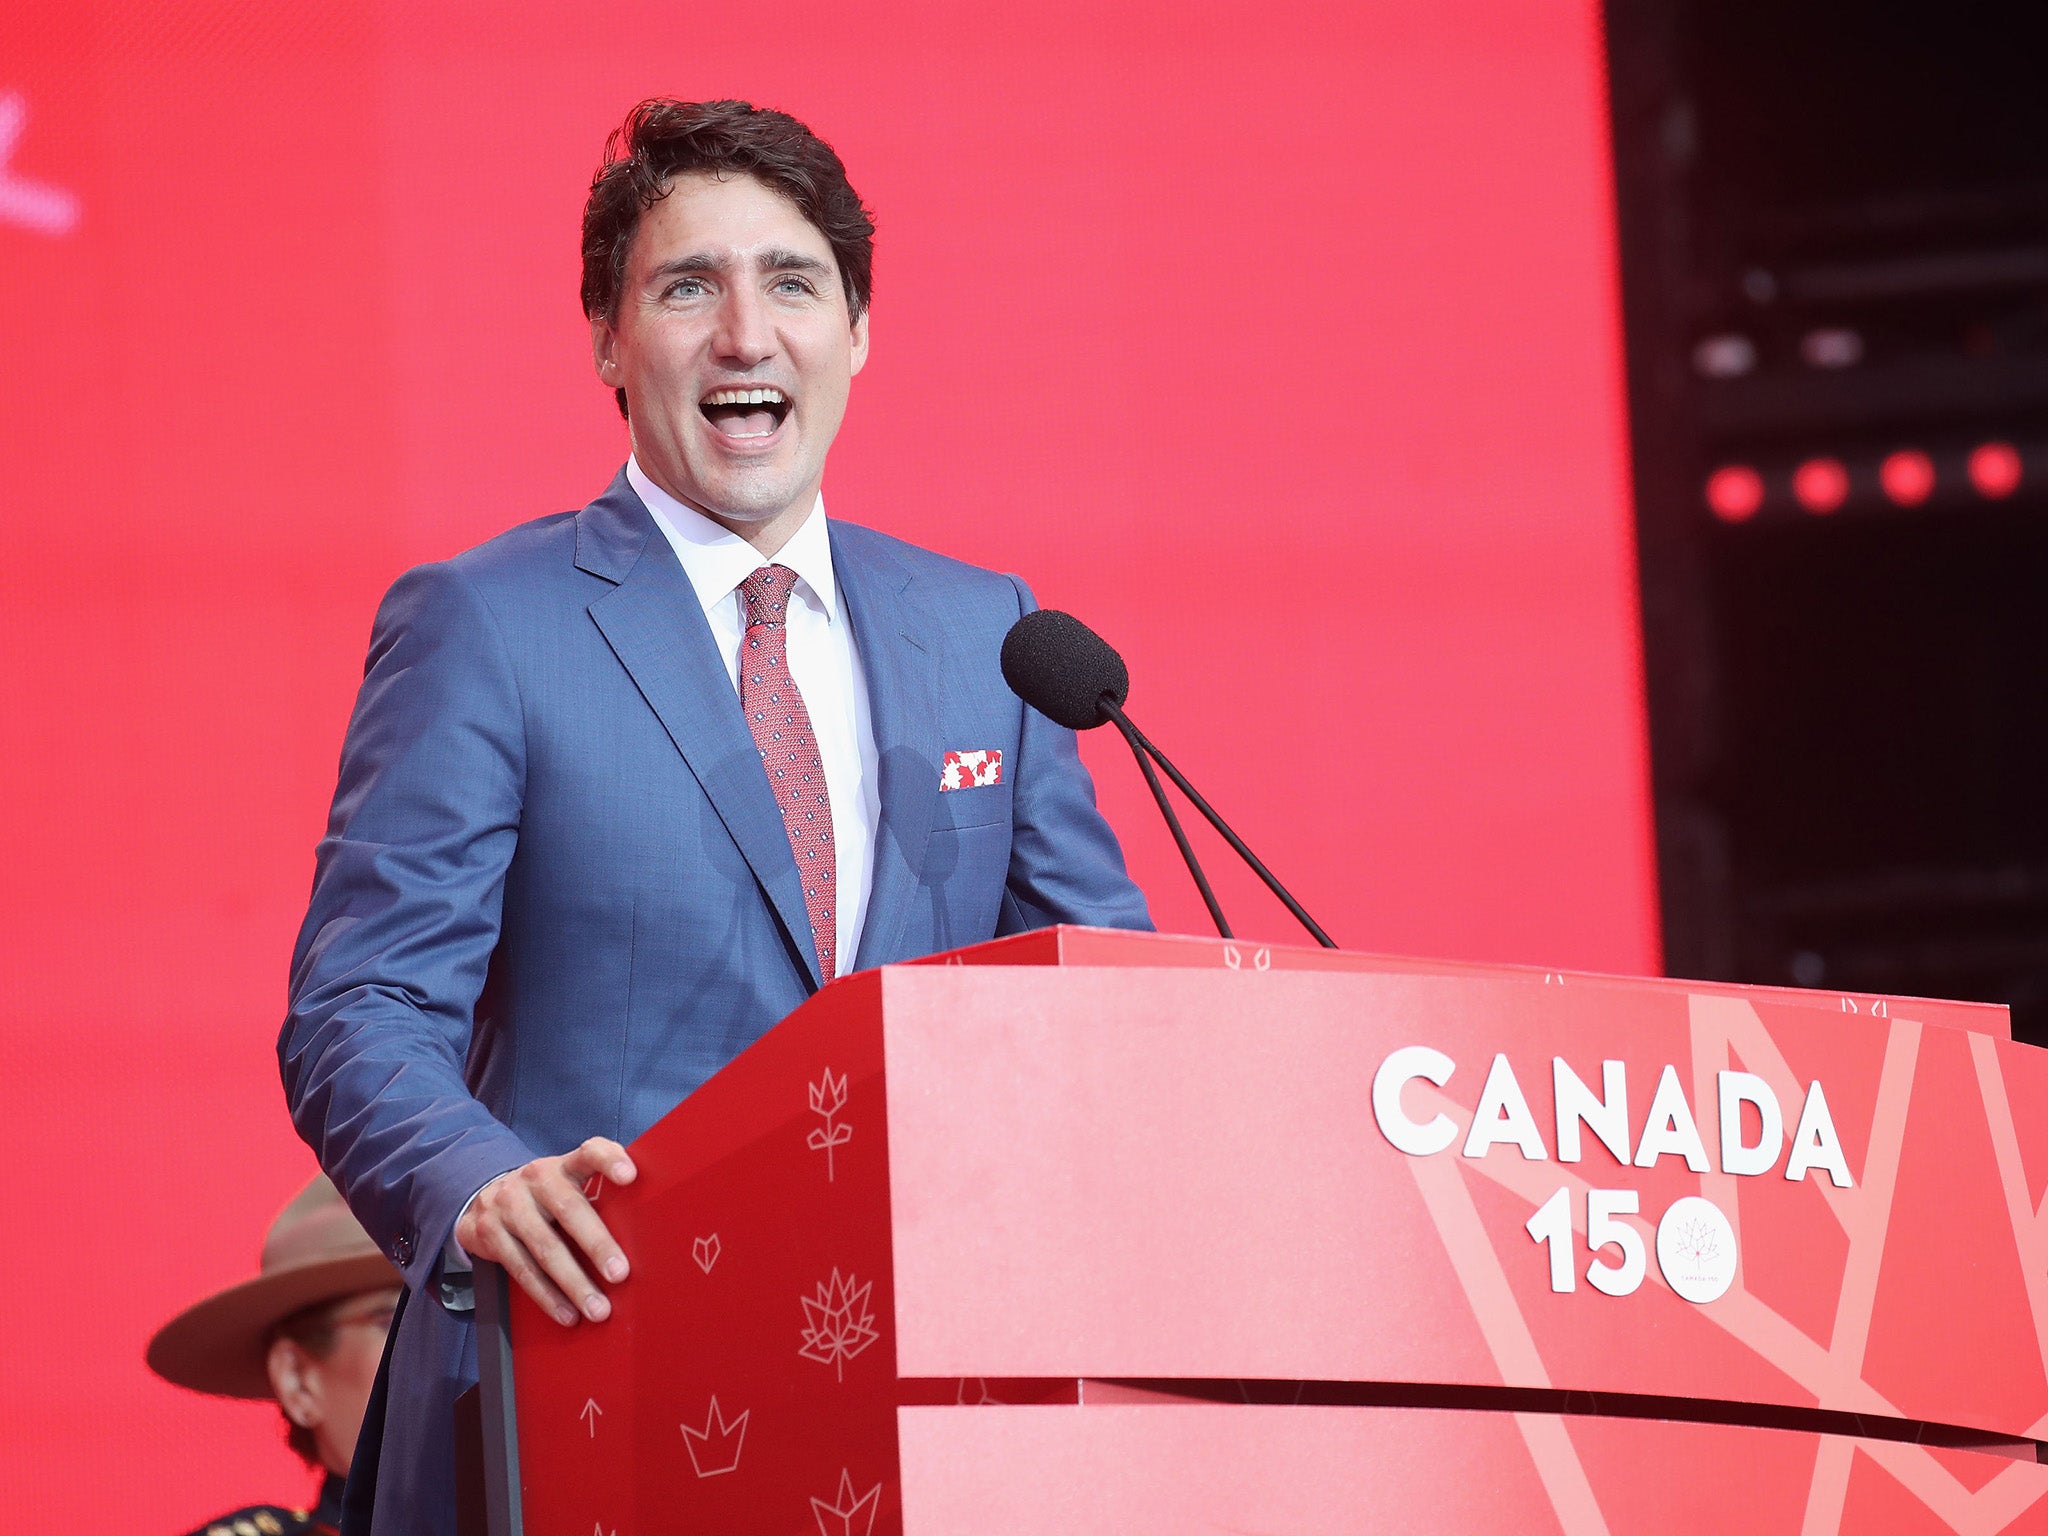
left=475, top=929, right=2048, bottom=1534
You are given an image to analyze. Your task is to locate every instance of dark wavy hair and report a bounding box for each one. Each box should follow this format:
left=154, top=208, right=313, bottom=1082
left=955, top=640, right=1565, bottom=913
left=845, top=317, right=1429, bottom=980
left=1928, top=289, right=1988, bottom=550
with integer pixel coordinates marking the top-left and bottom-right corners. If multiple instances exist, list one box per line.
left=581, top=99, right=877, bottom=419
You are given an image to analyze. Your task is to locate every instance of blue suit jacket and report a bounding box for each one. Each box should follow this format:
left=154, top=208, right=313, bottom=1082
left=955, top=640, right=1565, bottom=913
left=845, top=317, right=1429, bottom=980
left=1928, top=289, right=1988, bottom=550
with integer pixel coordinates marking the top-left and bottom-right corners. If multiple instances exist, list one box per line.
left=279, top=470, right=1149, bottom=1532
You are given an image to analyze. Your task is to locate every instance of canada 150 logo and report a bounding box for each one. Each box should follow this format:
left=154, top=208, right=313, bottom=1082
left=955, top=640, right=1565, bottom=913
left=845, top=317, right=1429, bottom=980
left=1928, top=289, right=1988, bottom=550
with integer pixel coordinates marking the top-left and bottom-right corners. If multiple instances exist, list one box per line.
left=1372, top=1046, right=1855, bottom=1305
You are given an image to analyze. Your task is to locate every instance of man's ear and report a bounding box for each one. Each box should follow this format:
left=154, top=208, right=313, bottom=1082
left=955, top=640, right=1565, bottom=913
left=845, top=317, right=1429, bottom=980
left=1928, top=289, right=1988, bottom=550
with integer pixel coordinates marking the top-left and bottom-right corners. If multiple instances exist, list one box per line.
left=267, top=1336, right=324, bottom=1430
left=592, top=317, right=622, bottom=385
left=849, top=306, right=871, bottom=378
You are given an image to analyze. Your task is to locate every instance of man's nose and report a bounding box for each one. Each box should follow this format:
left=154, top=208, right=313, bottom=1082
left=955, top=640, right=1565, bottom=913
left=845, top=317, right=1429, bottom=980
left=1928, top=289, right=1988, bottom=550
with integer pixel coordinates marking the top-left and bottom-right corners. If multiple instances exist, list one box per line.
left=711, top=286, right=776, bottom=367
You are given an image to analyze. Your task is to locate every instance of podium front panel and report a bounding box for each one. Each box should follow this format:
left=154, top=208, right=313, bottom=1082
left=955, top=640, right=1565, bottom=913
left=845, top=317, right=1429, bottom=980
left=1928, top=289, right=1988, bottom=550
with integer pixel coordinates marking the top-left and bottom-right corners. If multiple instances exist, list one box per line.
left=882, top=965, right=2048, bottom=1440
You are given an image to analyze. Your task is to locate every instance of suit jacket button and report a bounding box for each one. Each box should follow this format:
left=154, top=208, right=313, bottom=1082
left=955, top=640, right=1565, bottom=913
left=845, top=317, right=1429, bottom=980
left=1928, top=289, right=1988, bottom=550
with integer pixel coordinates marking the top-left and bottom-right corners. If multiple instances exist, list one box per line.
left=391, top=1234, right=413, bottom=1267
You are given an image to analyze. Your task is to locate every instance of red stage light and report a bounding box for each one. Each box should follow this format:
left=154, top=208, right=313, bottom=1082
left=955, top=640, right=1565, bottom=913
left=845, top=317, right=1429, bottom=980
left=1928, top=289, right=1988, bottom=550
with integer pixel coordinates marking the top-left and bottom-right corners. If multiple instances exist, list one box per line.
left=1792, top=457, right=1850, bottom=514
left=1705, top=465, right=1765, bottom=523
left=1969, top=441, right=2023, bottom=499
left=1878, top=449, right=1934, bottom=507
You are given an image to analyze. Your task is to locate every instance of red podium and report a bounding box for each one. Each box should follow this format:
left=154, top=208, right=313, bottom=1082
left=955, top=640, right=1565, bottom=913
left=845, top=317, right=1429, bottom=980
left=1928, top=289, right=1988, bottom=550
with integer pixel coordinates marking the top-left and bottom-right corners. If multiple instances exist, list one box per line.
left=476, top=930, right=2048, bottom=1533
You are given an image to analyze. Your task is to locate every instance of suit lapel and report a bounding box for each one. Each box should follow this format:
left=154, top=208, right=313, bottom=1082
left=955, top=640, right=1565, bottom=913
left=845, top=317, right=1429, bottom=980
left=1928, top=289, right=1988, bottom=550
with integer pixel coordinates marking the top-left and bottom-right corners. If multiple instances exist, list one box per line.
left=835, top=526, right=943, bottom=972
left=577, top=473, right=825, bottom=989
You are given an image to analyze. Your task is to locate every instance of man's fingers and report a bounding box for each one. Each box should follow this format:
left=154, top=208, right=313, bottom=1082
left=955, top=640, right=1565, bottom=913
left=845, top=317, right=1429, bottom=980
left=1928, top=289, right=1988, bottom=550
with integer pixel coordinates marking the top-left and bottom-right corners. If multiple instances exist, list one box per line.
left=461, top=1206, right=578, bottom=1323
left=502, top=1197, right=613, bottom=1323
left=479, top=1222, right=580, bottom=1326
left=529, top=1145, right=632, bottom=1281
left=564, top=1135, right=638, bottom=1186
left=541, top=1176, right=631, bottom=1284
left=458, top=1144, right=638, bottom=1326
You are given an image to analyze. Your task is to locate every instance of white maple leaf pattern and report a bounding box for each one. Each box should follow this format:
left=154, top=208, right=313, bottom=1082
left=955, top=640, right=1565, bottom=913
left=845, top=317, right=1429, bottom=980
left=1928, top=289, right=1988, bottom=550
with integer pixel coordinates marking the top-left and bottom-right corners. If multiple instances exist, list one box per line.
left=798, top=1268, right=879, bottom=1381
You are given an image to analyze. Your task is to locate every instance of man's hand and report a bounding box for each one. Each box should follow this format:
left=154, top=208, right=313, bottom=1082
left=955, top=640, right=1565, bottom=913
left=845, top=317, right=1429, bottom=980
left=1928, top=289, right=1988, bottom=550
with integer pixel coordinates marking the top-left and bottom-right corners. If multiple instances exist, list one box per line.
left=456, top=1137, right=637, bottom=1327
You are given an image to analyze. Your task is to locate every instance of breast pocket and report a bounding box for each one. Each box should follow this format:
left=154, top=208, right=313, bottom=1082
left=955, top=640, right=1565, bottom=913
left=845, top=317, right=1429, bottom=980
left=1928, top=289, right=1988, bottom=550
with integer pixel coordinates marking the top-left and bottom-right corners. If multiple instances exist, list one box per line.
left=935, top=743, right=1013, bottom=829
left=936, top=777, right=1012, bottom=830
left=916, top=819, right=1012, bottom=950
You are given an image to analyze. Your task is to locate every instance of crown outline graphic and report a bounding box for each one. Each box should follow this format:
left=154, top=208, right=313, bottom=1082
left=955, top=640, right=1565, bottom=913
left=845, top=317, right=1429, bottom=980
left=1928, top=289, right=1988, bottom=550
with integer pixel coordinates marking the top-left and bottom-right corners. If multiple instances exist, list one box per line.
left=679, top=1394, right=748, bottom=1478
left=810, top=1468, right=882, bottom=1536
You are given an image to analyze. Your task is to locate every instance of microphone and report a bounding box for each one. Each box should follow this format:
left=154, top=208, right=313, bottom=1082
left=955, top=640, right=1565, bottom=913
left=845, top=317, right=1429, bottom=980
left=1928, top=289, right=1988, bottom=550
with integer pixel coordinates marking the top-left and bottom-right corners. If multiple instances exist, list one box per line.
left=1000, top=609, right=1336, bottom=949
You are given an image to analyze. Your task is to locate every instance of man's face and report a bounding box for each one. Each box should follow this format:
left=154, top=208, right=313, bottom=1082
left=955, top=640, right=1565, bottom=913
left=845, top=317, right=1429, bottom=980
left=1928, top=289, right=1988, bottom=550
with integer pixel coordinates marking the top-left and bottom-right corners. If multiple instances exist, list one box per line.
left=593, top=171, right=869, bottom=541
left=267, top=1285, right=399, bottom=1477
left=313, top=1287, right=396, bottom=1471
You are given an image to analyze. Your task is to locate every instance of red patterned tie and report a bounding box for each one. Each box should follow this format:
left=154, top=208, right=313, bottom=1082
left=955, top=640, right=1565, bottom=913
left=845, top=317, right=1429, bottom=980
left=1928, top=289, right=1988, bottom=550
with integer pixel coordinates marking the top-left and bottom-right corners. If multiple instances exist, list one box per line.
left=738, top=565, right=836, bottom=982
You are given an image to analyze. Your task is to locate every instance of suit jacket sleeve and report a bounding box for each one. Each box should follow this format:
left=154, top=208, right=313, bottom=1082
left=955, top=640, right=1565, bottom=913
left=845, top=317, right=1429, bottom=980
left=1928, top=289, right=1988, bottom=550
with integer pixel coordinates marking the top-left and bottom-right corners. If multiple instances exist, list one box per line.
left=996, top=574, right=1154, bottom=934
left=279, top=560, right=537, bottom=1290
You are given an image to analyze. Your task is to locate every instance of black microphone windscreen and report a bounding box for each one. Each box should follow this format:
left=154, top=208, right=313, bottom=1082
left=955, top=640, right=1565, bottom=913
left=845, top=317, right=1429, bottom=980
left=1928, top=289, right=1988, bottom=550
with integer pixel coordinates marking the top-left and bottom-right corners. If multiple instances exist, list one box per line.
left=1000, top=609, right=1131, bottom=731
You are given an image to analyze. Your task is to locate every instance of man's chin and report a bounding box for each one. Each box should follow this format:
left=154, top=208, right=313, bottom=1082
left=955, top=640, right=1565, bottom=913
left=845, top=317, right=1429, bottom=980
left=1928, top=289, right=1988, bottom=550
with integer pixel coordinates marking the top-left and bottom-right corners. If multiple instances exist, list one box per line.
left=692, top=476, right=819, bottom=536
left=706, top=494, right=801, bottom=526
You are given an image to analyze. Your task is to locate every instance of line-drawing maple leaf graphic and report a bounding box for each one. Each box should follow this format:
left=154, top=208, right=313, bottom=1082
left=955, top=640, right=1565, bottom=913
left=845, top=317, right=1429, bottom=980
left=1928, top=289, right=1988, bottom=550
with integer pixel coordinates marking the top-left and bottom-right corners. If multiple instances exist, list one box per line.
left=1674, top=1216, right=1720, bottom=1264
left=807, top=1066, right=853, bottom=1181
left=809, top=1467, right=882, bottom=1536
left=798, top=1268, right=879, bottom=1381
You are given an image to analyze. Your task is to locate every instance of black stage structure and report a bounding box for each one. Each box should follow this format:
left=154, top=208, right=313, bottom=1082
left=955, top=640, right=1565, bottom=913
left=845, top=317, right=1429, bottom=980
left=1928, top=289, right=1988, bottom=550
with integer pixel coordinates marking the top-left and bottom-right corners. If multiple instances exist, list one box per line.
left=1606, top=0, right=2048, bottom=1041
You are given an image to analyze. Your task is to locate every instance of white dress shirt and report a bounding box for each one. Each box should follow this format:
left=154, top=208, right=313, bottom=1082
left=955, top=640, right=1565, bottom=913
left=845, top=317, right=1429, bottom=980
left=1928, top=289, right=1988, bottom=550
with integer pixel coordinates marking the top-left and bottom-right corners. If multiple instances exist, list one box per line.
left=627, top=456, right=880, bottom=977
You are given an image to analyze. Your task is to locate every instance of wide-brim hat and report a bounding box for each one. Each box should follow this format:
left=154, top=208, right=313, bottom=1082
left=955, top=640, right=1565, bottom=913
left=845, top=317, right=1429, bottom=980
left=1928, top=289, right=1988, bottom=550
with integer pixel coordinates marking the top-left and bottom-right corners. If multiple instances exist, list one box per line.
left=146, top=1174, right=400, bottom=1399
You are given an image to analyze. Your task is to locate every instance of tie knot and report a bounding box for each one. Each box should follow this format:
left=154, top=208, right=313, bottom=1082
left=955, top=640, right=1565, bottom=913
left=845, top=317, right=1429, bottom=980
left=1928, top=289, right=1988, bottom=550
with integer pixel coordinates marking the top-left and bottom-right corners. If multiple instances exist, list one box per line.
left=739, top=564, right=799, bottom=628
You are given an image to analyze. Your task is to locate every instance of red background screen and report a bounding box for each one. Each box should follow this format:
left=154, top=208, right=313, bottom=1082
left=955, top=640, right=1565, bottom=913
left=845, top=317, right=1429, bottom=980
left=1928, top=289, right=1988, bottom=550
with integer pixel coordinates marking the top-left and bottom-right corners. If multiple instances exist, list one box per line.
left=0, top=1, right=1652, bottom=1524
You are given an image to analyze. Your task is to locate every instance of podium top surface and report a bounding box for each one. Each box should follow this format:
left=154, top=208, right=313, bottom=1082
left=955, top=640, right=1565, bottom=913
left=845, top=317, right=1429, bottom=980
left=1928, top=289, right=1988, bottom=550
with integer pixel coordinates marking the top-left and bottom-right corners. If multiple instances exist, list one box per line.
left=912, top=926, right=2011, bottom=1038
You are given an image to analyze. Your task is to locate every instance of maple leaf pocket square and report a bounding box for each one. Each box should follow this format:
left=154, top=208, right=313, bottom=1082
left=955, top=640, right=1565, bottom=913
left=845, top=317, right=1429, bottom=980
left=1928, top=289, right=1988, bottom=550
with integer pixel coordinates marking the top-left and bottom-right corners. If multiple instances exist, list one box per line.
left=940, top=748, right=1003, bottom=790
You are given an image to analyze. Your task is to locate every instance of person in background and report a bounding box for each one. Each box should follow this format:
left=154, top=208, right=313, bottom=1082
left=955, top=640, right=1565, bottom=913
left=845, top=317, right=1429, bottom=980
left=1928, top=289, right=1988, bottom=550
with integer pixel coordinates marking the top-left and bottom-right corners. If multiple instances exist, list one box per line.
left=147, top=1176, right=401, bottom=1536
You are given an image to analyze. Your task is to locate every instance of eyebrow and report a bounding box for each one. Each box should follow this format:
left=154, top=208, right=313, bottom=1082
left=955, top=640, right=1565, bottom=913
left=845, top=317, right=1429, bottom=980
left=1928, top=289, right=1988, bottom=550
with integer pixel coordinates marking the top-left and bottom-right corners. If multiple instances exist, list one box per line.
left=760, top=248, right=833, bottom=278
left=647, top=249, right=835, bottom=283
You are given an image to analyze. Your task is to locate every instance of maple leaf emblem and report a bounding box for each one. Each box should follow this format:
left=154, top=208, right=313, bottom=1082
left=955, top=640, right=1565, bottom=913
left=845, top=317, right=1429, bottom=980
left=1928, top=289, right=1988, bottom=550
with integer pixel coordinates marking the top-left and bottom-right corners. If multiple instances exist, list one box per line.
left=939, top=749, right=1002, bottom=790
left=798, top=1268, right=880, bottom=1380
left=1673, top=1215, right=1721, bottom=1265
left=807, top=1066, right=853, bottom=1181
left=679, top=1395, right=748, bottom=1477
left=810, top=1468, right=882, bottom=1536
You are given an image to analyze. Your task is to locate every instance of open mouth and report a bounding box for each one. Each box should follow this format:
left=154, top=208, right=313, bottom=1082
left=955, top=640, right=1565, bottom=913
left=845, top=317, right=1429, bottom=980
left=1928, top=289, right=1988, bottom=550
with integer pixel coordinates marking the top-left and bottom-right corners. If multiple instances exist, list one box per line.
left=700, top=386, right=791, bottom=440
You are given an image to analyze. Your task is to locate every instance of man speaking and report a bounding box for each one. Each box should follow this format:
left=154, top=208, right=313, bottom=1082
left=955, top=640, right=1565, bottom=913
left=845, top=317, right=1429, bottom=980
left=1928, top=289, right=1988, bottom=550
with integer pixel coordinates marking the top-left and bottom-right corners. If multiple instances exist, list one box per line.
left=280, top=98, right=1149, bottom=1533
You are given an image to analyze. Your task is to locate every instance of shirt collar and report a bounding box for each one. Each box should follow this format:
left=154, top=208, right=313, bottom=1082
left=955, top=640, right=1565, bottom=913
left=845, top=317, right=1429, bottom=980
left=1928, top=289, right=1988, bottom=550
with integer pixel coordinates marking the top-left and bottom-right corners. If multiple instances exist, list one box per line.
left=626, top=455, right=840, bottom=625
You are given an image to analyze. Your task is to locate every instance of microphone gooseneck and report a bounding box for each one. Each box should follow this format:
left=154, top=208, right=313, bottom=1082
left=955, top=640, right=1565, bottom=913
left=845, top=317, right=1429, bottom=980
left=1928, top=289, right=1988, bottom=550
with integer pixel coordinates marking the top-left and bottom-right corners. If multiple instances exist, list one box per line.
left=1105, top=703, right=1236, bottom=940
left=1002, top=609, right=1228, bottom=931
left=1000, top=610, right=1338, bottom=950
left=1098, top=695, right=1337, bottom=949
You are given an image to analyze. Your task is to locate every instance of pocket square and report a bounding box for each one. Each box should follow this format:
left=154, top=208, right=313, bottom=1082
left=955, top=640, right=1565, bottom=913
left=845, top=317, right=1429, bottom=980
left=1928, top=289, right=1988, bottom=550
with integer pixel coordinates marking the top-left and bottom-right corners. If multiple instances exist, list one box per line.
left=940, top=749, right=1003, bottom=790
